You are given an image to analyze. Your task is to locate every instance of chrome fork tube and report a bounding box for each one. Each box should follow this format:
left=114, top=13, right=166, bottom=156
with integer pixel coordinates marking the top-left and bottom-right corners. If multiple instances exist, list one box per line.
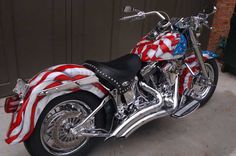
left=172, top=74, right=179, bottom=110
left=189, top=28, right=208, bottom=78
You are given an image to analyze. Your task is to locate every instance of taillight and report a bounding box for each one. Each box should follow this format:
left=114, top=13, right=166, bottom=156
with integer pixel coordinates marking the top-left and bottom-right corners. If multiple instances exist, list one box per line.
left=4, top=94, right=21, bottom=113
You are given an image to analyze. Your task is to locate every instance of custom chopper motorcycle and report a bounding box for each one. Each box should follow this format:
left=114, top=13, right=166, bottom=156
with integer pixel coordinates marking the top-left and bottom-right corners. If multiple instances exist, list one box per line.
left=5, top=5, right=218, bottom=156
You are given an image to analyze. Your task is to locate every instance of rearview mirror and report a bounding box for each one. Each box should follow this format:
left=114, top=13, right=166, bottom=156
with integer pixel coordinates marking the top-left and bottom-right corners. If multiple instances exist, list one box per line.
left=203, top=6, right=217, bottom=14
left=123, top=5, right=140, bottom=13
left=213, top=6, right=217, bottom=13
left=123, top=6, right=133, bottom=13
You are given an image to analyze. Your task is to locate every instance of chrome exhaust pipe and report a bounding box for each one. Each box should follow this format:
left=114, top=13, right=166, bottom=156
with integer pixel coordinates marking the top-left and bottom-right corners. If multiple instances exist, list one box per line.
left=108, top=75, right=179, bottom=138
left=139, top=81, right=163, bottom=108
left=120, top=110, right=168, bottom=137
left=172, top=74, right=179, bottom=110
left=109, top=99, right=164, bottom=138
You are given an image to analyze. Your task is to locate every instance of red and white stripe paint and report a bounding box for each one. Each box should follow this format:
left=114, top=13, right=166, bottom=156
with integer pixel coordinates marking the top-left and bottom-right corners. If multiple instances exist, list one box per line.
left=6, top=64, right=108, bottom=145
left=179, top=53, right=213, bottom=94
left=131, top=32, right=181, bottom=62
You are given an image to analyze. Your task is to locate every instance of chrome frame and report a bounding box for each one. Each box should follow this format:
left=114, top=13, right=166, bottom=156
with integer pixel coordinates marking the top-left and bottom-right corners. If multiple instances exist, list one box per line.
left=184, top=62, right=196, bottom=76
left=70, top=95, right=110, bottom=135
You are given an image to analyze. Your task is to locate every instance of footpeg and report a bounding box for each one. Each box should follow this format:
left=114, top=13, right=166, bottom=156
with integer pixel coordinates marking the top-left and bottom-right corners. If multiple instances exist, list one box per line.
left=172, top=100, right=200, bottom=118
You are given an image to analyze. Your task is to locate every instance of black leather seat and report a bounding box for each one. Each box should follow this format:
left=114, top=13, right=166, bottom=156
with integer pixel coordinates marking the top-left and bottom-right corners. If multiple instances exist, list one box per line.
left=84, top=54, right=141, bottom=93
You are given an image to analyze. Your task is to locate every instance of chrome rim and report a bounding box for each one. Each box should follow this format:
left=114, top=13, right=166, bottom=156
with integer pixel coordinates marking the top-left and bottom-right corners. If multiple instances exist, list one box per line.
left=193, top=63, right=215, bottom=100
left=40, top=100, right=94, bottom=156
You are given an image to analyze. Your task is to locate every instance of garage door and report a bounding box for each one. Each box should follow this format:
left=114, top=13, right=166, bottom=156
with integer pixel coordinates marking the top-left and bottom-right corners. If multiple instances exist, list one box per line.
left=0, top=0, right=215, bottom=97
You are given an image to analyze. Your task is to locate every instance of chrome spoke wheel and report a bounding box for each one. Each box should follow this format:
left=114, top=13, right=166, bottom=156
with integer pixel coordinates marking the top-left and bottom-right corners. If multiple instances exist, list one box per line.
left=40, top=100, right=94, bottom=156
left=193, top=62, right=215, bottom=100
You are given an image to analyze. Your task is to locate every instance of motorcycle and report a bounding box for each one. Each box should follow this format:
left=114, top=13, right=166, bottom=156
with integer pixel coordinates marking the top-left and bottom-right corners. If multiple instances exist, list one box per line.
left=5, top=5, right=218, bottom=156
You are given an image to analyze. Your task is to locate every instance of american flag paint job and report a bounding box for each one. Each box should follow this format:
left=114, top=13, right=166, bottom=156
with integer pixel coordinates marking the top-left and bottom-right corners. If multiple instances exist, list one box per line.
left=6, top=64, right=108, bottom=145
left=179, top=51, right=218, bottom=94
left=131, top=31, right=186, bottom=62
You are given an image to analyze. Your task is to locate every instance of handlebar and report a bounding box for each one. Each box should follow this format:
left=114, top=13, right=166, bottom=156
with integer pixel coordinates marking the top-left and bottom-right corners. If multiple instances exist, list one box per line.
left=173, top=6, right=217, bottom=31
left=120, top=11, right=166, bottom=22
left=144, top=11, right=166, bottom=20
left=120, top=12, right=146, bottom=21
left=120, top=6, right=217, bottom=34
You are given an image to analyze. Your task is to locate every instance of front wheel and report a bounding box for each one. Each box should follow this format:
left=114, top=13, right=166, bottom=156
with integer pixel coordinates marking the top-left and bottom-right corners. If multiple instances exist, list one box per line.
left=24, top=91, right=105, bottom=156
left=192, top=59, right=219, bottom=107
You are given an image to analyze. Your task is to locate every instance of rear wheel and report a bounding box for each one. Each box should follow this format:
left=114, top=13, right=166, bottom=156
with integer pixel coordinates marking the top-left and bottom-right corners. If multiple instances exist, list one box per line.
left=24, top=91, right=105, bottom=156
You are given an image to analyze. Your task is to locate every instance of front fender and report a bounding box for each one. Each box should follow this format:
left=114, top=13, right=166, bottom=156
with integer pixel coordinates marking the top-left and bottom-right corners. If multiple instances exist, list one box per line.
left=6, top=64, right=108, bottom=144
left=179, top=50, right=218, bottom=94
left=202, top=50, right=219, bottom=60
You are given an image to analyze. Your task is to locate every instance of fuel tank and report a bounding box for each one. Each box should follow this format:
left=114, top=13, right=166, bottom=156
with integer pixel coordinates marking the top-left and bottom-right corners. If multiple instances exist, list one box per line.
left=131, top=31, right=187, bottom=62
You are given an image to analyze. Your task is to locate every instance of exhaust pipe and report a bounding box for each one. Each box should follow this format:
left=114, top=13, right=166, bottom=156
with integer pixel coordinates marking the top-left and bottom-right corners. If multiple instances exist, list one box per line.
left=108, top=75, right=179, bottom=138
left=139, top=82, right=163, bottom=107
left=120, top=110, right=168, bottom=137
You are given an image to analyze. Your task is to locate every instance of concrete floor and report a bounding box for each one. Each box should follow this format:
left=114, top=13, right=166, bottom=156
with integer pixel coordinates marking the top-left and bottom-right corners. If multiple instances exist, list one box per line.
left=0, top=71, right=236, bottom=156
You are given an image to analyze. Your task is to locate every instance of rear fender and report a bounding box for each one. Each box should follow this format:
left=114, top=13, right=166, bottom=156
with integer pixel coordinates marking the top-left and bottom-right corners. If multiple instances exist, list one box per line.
left=6, top=64, right=108, bottom=145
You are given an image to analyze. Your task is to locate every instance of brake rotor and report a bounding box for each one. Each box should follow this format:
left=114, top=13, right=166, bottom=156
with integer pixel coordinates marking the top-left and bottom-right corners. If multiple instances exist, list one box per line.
left=51, top=111, right=88, bottom=149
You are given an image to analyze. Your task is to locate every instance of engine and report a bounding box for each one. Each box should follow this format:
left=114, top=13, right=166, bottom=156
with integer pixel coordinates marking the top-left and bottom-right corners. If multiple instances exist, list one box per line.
left=140, top=61, right=180, bottom=107
left=114, top=61, right=179, bottom=120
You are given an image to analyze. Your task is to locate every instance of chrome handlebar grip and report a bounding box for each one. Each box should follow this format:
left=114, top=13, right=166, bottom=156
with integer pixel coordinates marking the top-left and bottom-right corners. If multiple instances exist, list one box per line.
left=120, top=12, right=146, bottom=21
left=120, top=14, right=142, bottom=21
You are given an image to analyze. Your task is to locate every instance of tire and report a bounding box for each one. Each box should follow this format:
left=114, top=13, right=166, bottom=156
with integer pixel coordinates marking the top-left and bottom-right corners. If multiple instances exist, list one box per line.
left=198, top=59, right=219, bottom=107
left=24, top=91, right=105, bottom=156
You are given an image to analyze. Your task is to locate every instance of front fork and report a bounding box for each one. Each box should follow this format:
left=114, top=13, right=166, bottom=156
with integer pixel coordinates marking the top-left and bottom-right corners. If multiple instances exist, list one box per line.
left=189, top=28, right=208, bottom=78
